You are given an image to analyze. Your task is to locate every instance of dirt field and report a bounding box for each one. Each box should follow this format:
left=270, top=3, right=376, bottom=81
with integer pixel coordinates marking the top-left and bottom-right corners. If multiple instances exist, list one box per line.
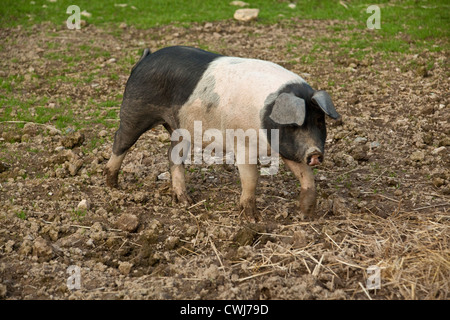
left=0, top=19, right=448, bottom=300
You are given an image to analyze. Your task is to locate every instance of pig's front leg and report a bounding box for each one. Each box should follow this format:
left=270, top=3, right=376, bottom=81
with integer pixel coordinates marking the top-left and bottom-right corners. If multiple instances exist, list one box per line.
left=237, top=164, right=261, bottom=222
left=282, top=157, right=316, bottom=217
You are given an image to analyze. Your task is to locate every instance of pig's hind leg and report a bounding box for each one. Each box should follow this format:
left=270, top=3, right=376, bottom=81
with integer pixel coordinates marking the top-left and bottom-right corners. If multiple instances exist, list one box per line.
left=164, top=124, right=192, bottom=205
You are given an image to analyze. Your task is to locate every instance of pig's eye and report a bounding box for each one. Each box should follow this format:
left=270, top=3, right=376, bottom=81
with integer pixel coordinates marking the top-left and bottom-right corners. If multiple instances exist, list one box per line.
left=315, top=116, right=325, bottom=127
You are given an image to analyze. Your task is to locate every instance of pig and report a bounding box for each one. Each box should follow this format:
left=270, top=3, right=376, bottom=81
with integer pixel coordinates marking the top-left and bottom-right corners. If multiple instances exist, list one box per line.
left=105, top=46, right=340, bottom=221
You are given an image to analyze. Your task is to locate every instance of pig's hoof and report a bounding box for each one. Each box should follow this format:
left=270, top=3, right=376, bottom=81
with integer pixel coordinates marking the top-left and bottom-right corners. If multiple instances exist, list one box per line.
left=299, top=188, right=316, bottom=218
left=173, top=192, right=192, bottom=205
left=104, top=168, right=119, bottom=188
left=239, top=199, right=261, bottom=222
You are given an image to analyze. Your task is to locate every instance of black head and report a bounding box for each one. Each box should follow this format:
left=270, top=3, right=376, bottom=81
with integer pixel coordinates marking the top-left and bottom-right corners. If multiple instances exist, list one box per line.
left=262, top=83, right=340, bottom=165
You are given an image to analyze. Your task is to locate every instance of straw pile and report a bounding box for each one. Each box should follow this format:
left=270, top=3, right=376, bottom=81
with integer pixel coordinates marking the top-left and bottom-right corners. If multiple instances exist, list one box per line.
left=216, top=208, right=449, bottom=299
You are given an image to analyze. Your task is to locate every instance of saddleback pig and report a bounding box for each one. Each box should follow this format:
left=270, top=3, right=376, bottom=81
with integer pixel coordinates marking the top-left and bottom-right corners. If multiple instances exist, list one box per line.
left=105, top=46, right=340, bottom=221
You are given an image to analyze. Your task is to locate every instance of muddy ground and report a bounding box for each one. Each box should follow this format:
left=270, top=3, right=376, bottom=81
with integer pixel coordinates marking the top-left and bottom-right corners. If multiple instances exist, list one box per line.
left=0, top=19, right=449, bottom=300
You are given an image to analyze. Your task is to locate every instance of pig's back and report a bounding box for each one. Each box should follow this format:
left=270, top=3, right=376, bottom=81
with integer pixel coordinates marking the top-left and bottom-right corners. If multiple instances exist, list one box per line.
left=178, top=56, right=307, bottom=133
left=208, top=56, right=306, bottom=108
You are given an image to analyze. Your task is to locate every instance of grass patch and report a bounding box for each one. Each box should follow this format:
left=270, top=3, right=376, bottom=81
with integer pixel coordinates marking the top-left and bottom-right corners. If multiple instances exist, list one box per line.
left=1, top=0, right=448, bottom=55
left=0, top=95, right=78, bottom=129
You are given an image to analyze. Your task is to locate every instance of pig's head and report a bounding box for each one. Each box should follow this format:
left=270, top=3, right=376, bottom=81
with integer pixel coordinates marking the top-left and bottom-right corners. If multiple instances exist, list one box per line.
left=262, top=83, right=340, bottom=166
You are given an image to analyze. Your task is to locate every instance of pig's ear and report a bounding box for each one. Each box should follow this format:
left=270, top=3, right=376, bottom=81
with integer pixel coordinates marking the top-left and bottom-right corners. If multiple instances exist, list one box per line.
left=269, top=93, right=306, bottom=126
left=311, top=90, right=341, bottom=120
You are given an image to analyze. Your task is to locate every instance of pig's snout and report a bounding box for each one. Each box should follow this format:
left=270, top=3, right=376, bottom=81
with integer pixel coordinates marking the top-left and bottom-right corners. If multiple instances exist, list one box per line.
left=306, top=151, right=323, bottom=167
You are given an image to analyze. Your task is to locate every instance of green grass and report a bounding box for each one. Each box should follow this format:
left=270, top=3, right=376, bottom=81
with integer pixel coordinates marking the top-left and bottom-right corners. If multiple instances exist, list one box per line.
left=0, top=95, right=79, bottom=129
left=1, top=0, right=448, bottom=50
left=16, top=210, right=27, bottom=220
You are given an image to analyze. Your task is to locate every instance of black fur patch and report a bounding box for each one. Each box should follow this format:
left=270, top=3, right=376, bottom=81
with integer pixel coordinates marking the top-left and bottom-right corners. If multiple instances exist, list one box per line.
left=125, top=46, right=222, bottom=108
left=112, top=46, right=222, bottom=155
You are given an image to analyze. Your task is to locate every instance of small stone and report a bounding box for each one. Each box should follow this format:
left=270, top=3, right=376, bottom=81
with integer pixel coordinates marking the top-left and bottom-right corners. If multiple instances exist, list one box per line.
left=77, top=199, right=90, bottom=211
left=410, top=151, right=425, bottom=162
left=118, top=261, right=133, bottom=275
left=23, top=122, right=39, bottom=136
left=230, top=1, right=249, bottom=7
left=204, top=264, right=220, bottom=280
left=48, top=127, right=61, bottom=136
left=133, top=191, right=148, bottom=203
left=234, top=8, right=259, bottom=22
left=119, top=22, right=127, bottom=29
left=55, top=167, right=66, bottom=178
left=32, top=237, right=53, bottom=261
left=4, top=240, right=15, bottom=254
left=370, top=141, right=380, bottom=149
left=417, top=65, right=429, bottom=77
left=354, top=136, right=367, bottom=144
left=165, top=236, right=180, bottom=250
left=116, top=214, right=139, bottom=233
left=95, top=207, right=108, bottom=217
left=0, top=162, right=9, bottom=173
left=69, top=159, right=83, bottom=176
left=233, top=224, right=265, bottom=246
left=432, top=146, right=446, bottom=155
left=343, top=154, right=356, bottom=166
left=80, top=10, right=91, bottom=18
left=421, top=105, right=435, bottom=115
left=19, top=240, right=33, bottom=256
left=86, top=239, right=95, bottom=247
left=432, top=177, right=445, bottom=188
left=352, top=146, right=369, bottom=162
left=90, top=222, right=105, bottom=241
left=99, top=130, right=108, bottom=138
left=61, top=131, right=85, bottom=149
left=394, top=189, right=403, bottom=196
left=439, top=137, right=450, bottom=147
left=158, top=171, right=171, bottom=180
left=236, top=245, right=254, bottom=259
